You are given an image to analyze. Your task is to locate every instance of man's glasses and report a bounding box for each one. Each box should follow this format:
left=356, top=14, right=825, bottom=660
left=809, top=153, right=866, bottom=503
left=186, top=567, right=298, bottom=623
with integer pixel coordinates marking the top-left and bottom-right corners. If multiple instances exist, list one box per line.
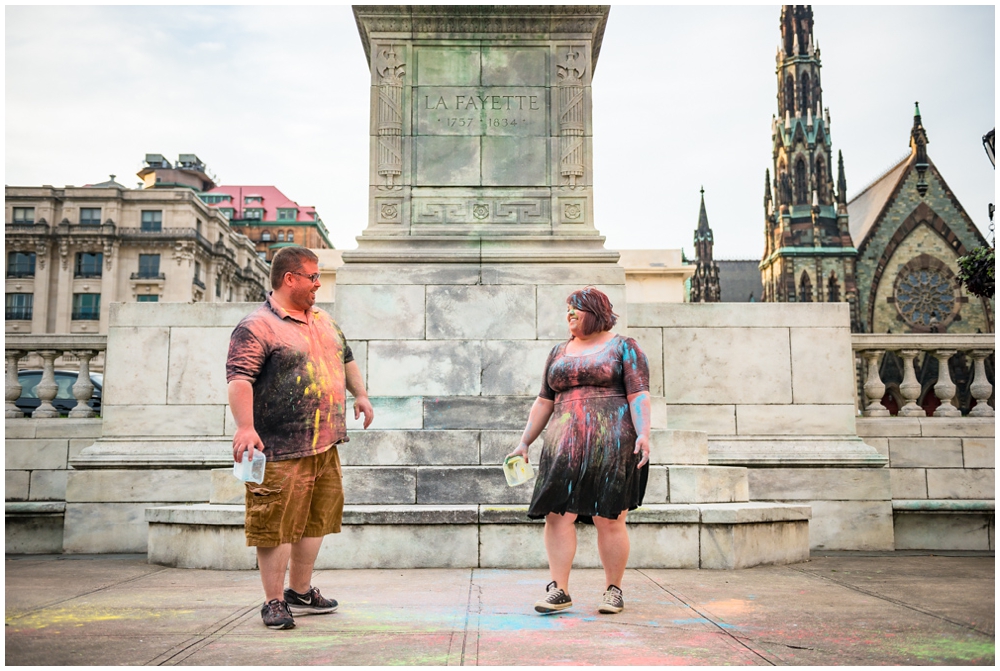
left=288, top=271, right=321, bottom=283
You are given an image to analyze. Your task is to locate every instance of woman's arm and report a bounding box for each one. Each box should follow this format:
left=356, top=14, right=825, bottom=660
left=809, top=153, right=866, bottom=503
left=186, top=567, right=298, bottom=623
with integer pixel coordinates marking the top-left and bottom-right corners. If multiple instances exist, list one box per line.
left=628, top=390, right=652, bottom=468
left=506, top=397, right=555, bottom=463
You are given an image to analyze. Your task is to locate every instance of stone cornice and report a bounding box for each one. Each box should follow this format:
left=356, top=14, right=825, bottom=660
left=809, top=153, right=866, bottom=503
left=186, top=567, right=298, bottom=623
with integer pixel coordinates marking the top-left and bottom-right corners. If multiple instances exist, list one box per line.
left=353, top=5, right=610, bottom=71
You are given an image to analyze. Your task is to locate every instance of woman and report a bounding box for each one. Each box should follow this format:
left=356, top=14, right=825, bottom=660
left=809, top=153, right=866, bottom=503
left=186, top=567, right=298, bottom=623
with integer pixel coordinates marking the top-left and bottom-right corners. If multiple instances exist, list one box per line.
left=507, top=287, right=651, bottom=615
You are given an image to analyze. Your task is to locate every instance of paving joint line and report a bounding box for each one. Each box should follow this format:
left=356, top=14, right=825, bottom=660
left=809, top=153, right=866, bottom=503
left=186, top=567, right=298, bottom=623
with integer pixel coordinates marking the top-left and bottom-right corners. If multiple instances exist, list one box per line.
left=636, top=569, right=777, bottom=666
left=147, top=601, right=260, bottom=666
left=451, top=568, right=475, bottom=666
left=787, top=565, right=993, bottom=637
left=6, top=566, right=171, bottom=620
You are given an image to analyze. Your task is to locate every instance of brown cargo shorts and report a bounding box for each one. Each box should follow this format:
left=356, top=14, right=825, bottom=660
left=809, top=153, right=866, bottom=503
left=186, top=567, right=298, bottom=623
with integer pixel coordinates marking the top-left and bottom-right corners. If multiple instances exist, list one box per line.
left=244, top=446, right=344, bottom=547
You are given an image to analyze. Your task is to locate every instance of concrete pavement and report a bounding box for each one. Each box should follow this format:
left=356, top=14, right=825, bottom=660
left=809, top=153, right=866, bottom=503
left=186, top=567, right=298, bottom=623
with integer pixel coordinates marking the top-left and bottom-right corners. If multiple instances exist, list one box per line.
left=5, top=552, right=994, bottom=666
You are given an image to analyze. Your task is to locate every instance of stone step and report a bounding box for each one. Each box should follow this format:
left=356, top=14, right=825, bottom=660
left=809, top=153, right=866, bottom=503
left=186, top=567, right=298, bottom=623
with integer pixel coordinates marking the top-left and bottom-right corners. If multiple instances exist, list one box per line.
left=211, top=462, right=744, bottom=506
left=145, top=502, right=810, bottom=570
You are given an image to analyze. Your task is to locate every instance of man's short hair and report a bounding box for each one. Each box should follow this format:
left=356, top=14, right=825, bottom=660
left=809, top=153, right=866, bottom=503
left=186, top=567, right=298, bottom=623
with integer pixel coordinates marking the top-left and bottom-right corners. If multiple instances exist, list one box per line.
left=270, top=246, right=319, bottom=289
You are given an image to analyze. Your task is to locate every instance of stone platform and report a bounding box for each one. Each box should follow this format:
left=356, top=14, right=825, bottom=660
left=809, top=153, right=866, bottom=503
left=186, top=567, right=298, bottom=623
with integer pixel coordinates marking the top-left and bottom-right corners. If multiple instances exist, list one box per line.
left=145, top=429, right=811, bottom=570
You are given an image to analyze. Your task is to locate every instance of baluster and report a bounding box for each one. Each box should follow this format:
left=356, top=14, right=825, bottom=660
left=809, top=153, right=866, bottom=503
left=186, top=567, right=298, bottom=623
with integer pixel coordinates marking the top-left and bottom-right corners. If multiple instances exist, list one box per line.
left=897, top=349, right=926, bottom=417
left=861, top=349, right=889, bottom=417
left=5, top=350, right=26, bottom=418
left=69, top=350, right=96, bottom=418
left=968, top=349, right=995, bottom=418
left=33, top=350, right=61, bottom=418
left=931, top=349, right=961, bottom=417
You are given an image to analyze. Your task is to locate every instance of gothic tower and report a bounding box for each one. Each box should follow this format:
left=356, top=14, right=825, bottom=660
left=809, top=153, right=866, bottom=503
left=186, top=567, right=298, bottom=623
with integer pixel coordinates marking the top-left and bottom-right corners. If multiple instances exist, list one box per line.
left=690, top=188, right=721, bottom=302
left=760, top=5, right=860, bottom=328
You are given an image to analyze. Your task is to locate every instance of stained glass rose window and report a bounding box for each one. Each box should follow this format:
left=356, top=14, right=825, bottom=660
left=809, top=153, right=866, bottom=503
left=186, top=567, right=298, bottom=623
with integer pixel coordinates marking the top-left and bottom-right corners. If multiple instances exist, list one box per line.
left=895, top=267, right=955, bottom=327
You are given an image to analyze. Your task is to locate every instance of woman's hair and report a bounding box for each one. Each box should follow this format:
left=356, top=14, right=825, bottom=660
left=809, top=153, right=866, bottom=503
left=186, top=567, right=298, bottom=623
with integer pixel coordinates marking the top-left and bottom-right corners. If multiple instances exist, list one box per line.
left=567, top=286, right=618, bottom=336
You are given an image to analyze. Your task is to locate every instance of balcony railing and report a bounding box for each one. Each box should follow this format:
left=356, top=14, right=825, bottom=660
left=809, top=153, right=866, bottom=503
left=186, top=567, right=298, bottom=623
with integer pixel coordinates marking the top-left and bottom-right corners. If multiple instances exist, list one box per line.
left=5, top=335, right=107, bottom=418
left=192, top=277, right=206, bottom=290
left=71, top=309, right=100, bottom=321
left=5, top=308, right=33, bottom=321
left=852, top=334, right=995, bottom=418
left=130, top=272, right=166, bottom=280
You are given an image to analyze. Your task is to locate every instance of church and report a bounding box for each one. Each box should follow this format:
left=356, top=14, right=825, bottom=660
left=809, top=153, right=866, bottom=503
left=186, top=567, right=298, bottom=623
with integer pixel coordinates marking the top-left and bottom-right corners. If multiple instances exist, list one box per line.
left=757, top=6, right=992, bottom=337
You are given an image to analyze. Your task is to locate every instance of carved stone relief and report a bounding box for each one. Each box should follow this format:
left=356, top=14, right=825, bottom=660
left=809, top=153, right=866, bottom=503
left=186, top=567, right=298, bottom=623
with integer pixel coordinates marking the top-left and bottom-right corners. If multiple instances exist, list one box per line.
left=557, top=46, right=587, bottom=187
left=413, top=198, right=550, bottom=225
left=376, top=198, right=403, bottom=224
left=375, top=44, right=405, bottom=188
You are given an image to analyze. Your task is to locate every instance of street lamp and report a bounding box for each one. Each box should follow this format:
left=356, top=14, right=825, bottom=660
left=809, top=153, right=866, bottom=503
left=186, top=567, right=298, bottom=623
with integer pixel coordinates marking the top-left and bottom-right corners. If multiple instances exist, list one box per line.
left=983, top=128, right=995, bottom=167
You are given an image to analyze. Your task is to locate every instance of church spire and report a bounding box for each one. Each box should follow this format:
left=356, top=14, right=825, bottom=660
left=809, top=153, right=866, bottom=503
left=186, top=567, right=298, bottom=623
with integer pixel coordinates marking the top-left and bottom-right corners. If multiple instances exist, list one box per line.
left=691, top=187, right=721, bottom=303
left=911, top=102, right=930, bottom=197
left=761, top=6, right=859, bottom=328
left=836, top=150, right=847, bottom=205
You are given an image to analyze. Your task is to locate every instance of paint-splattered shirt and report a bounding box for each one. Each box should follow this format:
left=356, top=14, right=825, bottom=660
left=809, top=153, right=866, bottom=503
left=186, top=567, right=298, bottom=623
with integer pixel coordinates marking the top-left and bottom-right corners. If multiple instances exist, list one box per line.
left=226, top=294, right=355, bottom=462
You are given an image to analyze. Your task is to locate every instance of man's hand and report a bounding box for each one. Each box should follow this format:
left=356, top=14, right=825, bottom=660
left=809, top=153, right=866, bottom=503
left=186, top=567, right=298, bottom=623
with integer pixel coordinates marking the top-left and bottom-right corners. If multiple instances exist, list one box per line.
left=233, top=426, right=265, bottom=463
left=354, top=395, right=375, bottom=429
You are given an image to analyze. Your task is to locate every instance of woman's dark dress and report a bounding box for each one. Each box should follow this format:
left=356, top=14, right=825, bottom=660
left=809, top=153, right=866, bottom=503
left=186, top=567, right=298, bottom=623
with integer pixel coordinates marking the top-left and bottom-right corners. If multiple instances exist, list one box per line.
left=527, top=334, right=650, bottom=521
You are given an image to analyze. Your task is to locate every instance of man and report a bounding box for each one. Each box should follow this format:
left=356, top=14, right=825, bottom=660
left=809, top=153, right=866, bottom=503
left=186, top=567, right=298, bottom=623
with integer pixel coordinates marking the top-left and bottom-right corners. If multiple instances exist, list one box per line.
left=226, top=246, right=374, bottom=630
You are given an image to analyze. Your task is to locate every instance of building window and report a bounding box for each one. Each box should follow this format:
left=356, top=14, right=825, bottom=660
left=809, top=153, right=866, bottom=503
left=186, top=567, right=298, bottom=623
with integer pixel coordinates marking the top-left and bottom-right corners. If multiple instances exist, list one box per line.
left=815, top=157, right=827, bottom=205
left=7, top=251, right=36, bottom=278
left=827, top=272, right=840, bottom=302
left=257, top=251, right=267, bottom=260
left=194, top=260, right=201, bottom=281
left=196, top=219, right=203, bottom=235
left=220, top=208, right=233, bottom=219
left=13, top=207, right=35, bottom=224
left=215, top=276, right=222, bottom=298
left=245, top=196, right=262, bottom=205
left=798, top=271, right=813, bottom=303
left=72, top=293, right=101, bottom=320
left=244, top=208, right=262, bottom=220
left=286, top=230, right=294, bottom=243
left=137, top=295, right=159, bottom=303
left=277, top=231, right=285, bottom=242
left=261, top=230, right=272, bottom=242
left=794, top=159, right=808, bottom=204
left=74, top=252, right=103, bottom=278
left=784, top=75, right=794, bottom=114
left=5, top=293, right=33, bottom=320
left=141, top=210, right=163, bottom=232
left=277, top=208, right=297, bottom=221
left=80, top=208, right=102, bottom=225
left=800, top=72, right=810, bottom=114
left=138, top=254, right=161, bottom=278
left=227, top=286, right=233, bottom=302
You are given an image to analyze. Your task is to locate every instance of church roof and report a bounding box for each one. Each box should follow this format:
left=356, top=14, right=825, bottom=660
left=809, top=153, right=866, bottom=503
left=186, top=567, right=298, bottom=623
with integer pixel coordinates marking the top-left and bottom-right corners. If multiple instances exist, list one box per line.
left=847, top=152, right=912, bottom=246
left=718, top=260, right=763, bottom=302
left=696, top=188, right=711, bottom=235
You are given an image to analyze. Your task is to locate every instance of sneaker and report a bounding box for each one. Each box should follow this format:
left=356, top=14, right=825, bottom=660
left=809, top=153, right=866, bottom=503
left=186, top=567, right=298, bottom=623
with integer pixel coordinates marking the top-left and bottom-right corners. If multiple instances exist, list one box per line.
left=261, top=599, right=295, bottom=630
left=284, top=586, right=339, bottom=615
left=598, top=585, right=624, bottom=614
left=534, top=580, right=573, bottom=614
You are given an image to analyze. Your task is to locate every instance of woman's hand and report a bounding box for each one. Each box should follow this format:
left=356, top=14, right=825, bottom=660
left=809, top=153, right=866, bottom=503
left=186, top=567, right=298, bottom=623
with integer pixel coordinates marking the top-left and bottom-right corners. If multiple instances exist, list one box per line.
left=505, top=441, right=530, bottom=464
left=633, top=434, right=650, bottom=468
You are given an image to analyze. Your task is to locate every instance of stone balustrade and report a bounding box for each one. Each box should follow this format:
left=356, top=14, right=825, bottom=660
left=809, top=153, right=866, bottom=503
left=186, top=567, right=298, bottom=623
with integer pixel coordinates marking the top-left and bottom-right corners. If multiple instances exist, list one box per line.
left=852, top=334, right=995, bottom=418
left=5, top=335, right=107, bottom=419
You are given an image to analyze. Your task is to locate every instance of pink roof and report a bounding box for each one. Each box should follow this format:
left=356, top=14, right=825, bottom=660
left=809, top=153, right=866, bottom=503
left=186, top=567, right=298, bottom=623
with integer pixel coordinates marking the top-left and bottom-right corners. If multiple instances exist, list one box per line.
left=204, top=185, right=319, bottom=223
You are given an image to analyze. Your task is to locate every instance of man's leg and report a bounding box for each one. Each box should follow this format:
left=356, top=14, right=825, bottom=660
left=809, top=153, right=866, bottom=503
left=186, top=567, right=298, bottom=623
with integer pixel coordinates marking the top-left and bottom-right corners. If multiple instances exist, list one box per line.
left=288, top=536, right=324, bottom=594
left=257, top=544, right=292, bottom=602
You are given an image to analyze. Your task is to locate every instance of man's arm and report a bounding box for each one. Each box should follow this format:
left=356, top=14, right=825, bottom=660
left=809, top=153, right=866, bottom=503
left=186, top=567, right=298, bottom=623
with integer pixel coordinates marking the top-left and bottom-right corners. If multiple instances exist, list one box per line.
left=229, top=379, right=265, bottom=462
left=345, top=360, right=375, bottom=429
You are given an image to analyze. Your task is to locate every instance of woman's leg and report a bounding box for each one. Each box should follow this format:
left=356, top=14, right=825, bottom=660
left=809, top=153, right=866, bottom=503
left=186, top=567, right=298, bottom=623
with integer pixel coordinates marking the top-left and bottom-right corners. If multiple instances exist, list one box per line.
left=544, top=512, right=578, bottom=591
left=593, top=510, right=630, bottom=588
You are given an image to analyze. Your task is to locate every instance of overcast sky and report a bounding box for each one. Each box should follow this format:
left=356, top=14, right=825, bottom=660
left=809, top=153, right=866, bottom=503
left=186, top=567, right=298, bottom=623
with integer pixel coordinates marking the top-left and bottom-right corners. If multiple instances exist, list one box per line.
left=6, top=4, right=995, bottom=259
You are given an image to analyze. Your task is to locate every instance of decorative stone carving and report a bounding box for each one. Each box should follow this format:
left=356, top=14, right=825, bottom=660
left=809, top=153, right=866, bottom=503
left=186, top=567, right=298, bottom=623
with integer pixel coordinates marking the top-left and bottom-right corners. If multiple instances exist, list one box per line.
left=59, top=239, right=70, bottom=270
left=557, top=46, right=587, bottom=187
left=34, top=240, right=47, bottom=269
left=563, top=202, right=582, bottom=220
left=375, top=44, right=405, bottom=188
left=5, top=350, right=25, bottom=418
left=413, top=198, right=549, bottom=225
left=69, top=350, right=97, bottom=418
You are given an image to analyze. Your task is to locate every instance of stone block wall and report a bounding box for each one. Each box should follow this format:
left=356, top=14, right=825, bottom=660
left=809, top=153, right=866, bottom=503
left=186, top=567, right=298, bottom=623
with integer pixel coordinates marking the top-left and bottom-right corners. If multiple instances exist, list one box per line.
left=858, top=417, right=994, bottom=550
left=624, top=302, right=892, bottom=551
left=5, top=418, right=101, bottom=553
